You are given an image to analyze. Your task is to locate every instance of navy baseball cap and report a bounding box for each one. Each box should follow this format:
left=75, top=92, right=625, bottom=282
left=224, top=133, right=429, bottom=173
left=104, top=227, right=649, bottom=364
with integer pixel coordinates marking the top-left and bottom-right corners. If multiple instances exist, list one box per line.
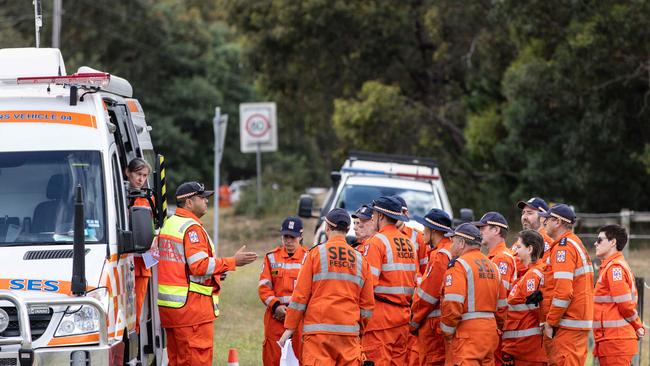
left=323, top=208, right=351, bottom=230
left=368, top=196, right=410, bottom=222
left=392, top=196, right=408, bottom=211
left=280, top=216, right=303, bottom=237
left=175, top=181, right=214, bottom=201
left=352, top=205, right=372, bottom=220
left=412, top=208, right=453, bottom=233
left=444, top=223, right=482, bottom=242
left=539, top=203, right=576, bottom=224
left=517, top=197, right=550, bottom=213
left=474, top=211, right=509, bottom=230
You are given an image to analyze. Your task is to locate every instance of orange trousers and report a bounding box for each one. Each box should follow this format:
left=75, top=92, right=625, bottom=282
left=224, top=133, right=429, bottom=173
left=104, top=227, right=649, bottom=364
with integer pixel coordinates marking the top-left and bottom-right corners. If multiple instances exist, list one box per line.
left=301, top=333, right=362, bottom=366
left=543, top=329, right=588, bottom=366
left=407, top=332, right=420, bottom=366
left=594, top=339, right=637, bottom=366
left=262, top=311, right=302, bottom=366
left=514, top=361, right=546, bottom=366
left=418, top=318, right=446, bottom=365
left=165, top=322, right=213, bottom=366
left=362, top=324, right=409, bottom=366
left=445, top=329, right=499, bottom=366
left=134, top=257, right=151, bottom=334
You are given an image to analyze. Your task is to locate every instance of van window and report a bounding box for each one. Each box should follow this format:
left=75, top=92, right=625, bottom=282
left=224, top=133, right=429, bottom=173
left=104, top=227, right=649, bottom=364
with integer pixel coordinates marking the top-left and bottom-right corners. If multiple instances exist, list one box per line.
left=335, top=185, right=440, bottom=217
left=0, top=151, right=106, bottom=245
left=111, top=154, right=127, bottom=229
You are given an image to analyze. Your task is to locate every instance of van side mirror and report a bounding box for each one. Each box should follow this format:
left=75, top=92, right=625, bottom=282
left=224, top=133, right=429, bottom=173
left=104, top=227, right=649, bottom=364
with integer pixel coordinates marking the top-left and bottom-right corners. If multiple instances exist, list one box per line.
left=298, top=194, right=315, bottom=218
left=130, top=206, right=154, bottom=253
left=330, top=171, right=341, bottom=186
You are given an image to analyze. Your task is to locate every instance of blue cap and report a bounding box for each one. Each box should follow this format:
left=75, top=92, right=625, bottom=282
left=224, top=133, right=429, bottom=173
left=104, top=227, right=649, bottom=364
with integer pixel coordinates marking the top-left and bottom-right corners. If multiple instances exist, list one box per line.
left=352, top=205, right=372, bottom=220
left=474, top=211, right=509, bottom=230
left=412, top=208, right=453, bottom=233
left=444, top=222, right=482, bottom=242
left=368, top=196, right=410, bottom=222
left=175, top=181, right=214, bottom=201
left=539, top=203, right=576, bottom=224
left=517, top=197, right=550, bottom=213
left=323, top=208, right=351, bottom=230
left=280, top=216, right=303, bottom=237
left=392, top=195, right=408, bottom=211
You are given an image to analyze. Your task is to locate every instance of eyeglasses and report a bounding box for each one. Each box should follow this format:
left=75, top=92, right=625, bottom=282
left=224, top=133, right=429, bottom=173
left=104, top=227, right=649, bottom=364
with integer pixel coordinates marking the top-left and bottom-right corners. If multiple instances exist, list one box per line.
left=594, top=237, right=607, bottom=245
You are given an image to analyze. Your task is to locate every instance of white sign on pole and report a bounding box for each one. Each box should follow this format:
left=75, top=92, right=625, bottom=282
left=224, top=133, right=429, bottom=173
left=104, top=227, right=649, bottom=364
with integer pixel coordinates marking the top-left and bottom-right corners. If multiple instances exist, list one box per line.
left=239, top=102, right=278, bottom=153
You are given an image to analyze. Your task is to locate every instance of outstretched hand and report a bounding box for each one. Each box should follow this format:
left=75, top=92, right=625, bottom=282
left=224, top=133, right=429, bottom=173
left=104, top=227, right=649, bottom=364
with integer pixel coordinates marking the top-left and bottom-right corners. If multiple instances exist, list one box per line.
left=234, top=245, right=258, bottom=266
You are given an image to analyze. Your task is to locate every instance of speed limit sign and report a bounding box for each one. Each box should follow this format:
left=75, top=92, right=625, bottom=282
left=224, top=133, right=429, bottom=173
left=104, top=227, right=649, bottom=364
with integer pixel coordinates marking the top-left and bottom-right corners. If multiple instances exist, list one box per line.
left=240, top=102, right=277, bottom=153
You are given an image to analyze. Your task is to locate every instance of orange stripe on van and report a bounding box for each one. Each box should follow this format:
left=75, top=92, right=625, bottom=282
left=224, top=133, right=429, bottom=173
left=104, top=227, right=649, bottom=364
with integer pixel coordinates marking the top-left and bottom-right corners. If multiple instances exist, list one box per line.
left=126, top=100, right=140, bottom=113
left=48, top=332, right=99, bottom=346
left=0, top=278, right=93, bottom=295
left=0, top=110, right=97, bottom=128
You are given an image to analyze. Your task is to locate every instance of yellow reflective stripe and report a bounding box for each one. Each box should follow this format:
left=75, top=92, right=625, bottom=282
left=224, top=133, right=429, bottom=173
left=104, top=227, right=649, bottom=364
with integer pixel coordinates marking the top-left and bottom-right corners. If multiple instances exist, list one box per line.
left=157, top=284, right=188, bottom=308
left=189, top=282, right=213, bottom=296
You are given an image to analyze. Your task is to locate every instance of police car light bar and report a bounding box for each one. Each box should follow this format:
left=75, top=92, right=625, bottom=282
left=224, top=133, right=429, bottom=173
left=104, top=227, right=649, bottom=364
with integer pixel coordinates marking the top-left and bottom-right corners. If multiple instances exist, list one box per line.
left=16, top=72, right=111, bottom=88
left=341, top=167, right=439, bottom=180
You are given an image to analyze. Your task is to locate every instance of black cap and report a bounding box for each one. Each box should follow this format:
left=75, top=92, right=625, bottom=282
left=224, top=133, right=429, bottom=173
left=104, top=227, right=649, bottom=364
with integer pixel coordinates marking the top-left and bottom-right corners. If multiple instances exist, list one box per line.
left=392, top=195, right=408, bottom=211
left=444, top=222, right=482, bottom=242
left=517, top=197, right=550, bottom=213
left=474, top=211, right=509, bottom=230
left=175, top=181, right=214, bottom=201
left=323, top=208, right=351, bottom=231
left=539, top=203, right=576, bottom=224
left=280, top=216, right=303, bottom=237
left=412, top=208, right=453, bottom=233
left=368, top=196, right=410, bottom=222
left=352, top=205, right=372, bottom=220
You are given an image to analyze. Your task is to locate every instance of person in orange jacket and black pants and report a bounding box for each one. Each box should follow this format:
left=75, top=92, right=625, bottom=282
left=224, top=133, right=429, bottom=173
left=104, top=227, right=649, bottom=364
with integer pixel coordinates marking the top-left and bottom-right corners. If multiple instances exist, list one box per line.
left=593, top=224, right=646, bottom=366
left=259, top=216, right=307, bottom=365
left=280, top=208, right=375, bottom=365
left=440, top=223, right=508, bottom=366
left=539, top=204, right=594, bottom=366
left=157, top=182, right=258, bottom=366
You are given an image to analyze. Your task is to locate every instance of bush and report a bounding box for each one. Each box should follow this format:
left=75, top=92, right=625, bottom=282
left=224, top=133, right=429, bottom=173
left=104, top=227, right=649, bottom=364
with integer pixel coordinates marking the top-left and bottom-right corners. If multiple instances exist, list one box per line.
left=234, top=181, right=299, bottom=218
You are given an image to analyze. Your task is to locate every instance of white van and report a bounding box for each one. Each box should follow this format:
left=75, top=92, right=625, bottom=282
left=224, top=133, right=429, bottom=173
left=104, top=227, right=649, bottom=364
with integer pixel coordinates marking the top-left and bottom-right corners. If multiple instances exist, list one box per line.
left=299, top=151, right=471, bottom=245
left=0, top=48, right=166, bottom=365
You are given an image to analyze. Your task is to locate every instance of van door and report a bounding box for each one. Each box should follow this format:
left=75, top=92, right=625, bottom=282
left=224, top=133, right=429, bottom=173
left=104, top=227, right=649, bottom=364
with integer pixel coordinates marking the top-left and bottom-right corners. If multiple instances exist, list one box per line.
left=106, top=102, right=142, bottom=170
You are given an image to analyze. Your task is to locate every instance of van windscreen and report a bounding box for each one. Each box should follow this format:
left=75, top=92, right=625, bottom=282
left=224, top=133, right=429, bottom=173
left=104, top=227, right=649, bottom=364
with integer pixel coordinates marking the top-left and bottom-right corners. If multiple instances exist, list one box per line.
left=0, top=151, right=106, bottom=245
left=335, top=184, right=441, bottom=217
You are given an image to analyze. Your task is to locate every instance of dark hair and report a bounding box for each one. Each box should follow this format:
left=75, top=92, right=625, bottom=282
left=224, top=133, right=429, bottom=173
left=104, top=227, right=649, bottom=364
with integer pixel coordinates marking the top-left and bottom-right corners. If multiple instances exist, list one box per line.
left=497, top=226, right=508, bottom=239
left=327, top=223, right=349, bottom=233
left=465, top=238, right=482, bottom=247
left=598, top=225, right=628, bottom=251
left=127, top=157, right=151, bottom=173
left=177, top=199, right=187, bottom=208
left=518, top=230, right=544, bottom=261
left=379, top=212, right=398, bottom=225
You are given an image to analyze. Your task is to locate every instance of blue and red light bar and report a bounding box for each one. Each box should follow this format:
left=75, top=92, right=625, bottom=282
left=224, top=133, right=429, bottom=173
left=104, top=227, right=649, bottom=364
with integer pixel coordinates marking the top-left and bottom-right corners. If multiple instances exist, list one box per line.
left=341, top=167, right=439, bottom=180
left=16, top=72, right=110, bottom=87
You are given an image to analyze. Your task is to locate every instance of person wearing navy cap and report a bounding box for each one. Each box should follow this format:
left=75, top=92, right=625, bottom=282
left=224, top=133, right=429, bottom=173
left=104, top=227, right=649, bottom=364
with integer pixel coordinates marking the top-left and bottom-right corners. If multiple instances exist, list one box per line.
left=259, top=216, right=306, bottom=365
left=352, top=205, right=376, bottom=253
left=362, top=196, right=419, bottom=365
left=392, top=195, right=428, bottom=275
left=410, top=208, right=455, bottom=365
left=517, top=197, right=554, bottom=260
left=538, top=204, right=594, bottom=366
left=474, top=211, right=517, bottom=366
left=440, top=222, right=507, bottom=366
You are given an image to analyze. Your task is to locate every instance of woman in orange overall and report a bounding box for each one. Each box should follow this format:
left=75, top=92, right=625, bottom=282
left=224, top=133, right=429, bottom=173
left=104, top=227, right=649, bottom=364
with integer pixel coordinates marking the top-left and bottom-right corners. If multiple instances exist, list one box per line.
left=125, top=157, right=153, bottom=334
left=503, top=230, right=548, bottom=366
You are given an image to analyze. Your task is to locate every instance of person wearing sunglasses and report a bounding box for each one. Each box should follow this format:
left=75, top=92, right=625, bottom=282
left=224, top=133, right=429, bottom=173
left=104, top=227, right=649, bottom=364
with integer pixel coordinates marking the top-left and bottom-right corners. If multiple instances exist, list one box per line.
left=592, top=225, right=645, bottom=366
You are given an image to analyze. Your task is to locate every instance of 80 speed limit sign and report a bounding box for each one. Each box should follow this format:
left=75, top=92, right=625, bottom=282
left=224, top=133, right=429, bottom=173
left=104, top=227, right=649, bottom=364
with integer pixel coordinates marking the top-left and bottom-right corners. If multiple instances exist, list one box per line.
left=239, top=102, right=277, bottom=153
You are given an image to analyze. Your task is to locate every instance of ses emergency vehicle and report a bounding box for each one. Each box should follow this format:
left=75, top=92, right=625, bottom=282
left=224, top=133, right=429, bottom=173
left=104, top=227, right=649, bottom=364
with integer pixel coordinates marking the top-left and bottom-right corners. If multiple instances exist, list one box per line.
left=299, top=151, right=470, bottom=245
left=0, top=48, right=167, bottom=365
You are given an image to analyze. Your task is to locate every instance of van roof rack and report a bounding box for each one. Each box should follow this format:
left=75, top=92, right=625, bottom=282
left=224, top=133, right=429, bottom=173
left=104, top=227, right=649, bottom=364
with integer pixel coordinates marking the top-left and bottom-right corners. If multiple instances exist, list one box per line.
left=348, top=150, right=437, bottom=169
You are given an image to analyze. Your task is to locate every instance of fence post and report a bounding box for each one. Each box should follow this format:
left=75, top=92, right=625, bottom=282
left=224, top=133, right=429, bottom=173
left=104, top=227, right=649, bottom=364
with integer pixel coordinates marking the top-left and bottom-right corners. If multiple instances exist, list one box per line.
left=633, top=276, right=644, bottom=366
left=621, top=208, right=631, bottom=257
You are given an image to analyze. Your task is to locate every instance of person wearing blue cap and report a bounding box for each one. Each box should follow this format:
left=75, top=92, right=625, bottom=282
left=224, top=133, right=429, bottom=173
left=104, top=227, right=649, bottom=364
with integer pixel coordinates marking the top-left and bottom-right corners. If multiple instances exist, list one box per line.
left=409, top=208, right=454, bottom=365
left=259, top=216, right=306, bottom=365
left=361, top=196, right=418, bottom=365
left=440, top=223, right=507, bottom=366
left=517, top=197, right=554, bottom=260
left=538, top=204, right=594, bottom=366
left=280, top=208, right=375, bottom=364
left=392, top=195, right=428, bottom=275
left=352, top=204, right=376, bottom=254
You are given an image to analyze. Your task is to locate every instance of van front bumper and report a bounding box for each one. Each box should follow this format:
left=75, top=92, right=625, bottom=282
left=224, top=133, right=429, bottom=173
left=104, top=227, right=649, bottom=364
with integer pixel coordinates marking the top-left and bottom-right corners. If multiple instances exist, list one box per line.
left=0, top=341, right=120, bottom=366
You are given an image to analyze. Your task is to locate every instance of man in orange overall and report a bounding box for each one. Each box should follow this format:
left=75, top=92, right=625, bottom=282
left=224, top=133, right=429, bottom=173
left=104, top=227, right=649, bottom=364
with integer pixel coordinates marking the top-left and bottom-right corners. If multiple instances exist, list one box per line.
left=157, top=182, right=258, bottom=366
left=440, top=223, right=507, bottom=366
left=280, top=208, right=375, bottom=365
left=259, top=216, right=307, bottom=365
left=475, top=211, right=517, bottom=366
left=539, top=204, right=594, bottom=366
left=410, top=208, right=454, bottom=366
left=593, top=225, right=645, bottom=366
left=362, top=196, right=419, bottom=365
left=503, top=230, right=547, bottom=366
left=393, top=196, right=428, bottom=274
left=352, top=204, right=376, bottom=254
left=517, top=197, right=553, bottom=263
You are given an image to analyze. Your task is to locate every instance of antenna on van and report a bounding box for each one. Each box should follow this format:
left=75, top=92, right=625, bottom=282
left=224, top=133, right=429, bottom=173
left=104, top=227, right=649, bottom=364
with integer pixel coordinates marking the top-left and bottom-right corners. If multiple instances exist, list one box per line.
left=33, top=0, right=43, bottom=48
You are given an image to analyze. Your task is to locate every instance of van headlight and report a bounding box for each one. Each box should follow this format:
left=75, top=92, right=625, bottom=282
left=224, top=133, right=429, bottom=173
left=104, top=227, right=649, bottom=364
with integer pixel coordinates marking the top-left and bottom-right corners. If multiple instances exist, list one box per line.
left=55, top=305, right=100, bottom=337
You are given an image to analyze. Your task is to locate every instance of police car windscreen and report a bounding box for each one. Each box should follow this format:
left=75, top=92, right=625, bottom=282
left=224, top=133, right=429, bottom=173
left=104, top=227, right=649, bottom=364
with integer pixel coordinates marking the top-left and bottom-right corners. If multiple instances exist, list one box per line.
left=336, top=184, right=440, bottom=217
left=0, top=151, right=106, bottom=245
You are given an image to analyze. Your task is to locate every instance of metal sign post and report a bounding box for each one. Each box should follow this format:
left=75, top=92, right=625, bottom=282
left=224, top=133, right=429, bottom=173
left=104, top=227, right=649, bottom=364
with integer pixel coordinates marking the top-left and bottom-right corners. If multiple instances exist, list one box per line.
left=213, top=107, right=228, bottom=256
left=239, top=102, right=278, bottom=206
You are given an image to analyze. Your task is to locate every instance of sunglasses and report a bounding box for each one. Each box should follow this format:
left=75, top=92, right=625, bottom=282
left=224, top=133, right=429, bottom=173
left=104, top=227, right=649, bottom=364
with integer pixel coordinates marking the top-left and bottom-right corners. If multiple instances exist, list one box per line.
left=595, top=237, right=608, bottom=245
